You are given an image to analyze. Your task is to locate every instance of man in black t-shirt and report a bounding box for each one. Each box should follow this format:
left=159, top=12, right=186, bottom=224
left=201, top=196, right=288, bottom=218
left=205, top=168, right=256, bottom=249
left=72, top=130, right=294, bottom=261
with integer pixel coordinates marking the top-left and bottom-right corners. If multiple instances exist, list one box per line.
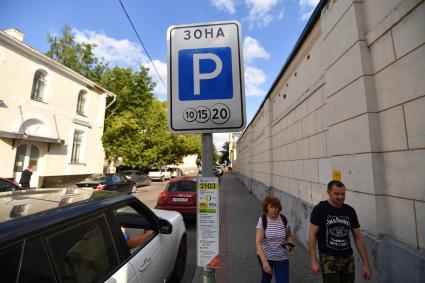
left=309, top=180, right=372, bottom=283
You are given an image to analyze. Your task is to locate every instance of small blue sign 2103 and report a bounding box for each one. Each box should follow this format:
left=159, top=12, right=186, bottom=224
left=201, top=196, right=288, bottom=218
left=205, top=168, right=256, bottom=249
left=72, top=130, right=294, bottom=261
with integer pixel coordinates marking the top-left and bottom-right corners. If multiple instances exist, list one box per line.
left=178, top=47, right=233, bottom=101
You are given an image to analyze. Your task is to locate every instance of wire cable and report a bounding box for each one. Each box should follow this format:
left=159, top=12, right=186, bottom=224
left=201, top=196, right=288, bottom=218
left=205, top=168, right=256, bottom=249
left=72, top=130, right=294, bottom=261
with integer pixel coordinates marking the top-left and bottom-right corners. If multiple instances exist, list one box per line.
left=117, top=0, right=167, bottom=91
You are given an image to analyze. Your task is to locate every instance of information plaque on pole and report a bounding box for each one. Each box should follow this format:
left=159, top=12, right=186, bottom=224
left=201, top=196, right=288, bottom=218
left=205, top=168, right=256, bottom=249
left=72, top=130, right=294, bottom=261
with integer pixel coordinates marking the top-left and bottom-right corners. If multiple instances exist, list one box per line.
left=197, top=177, right=220, bottom=268
left=167, top=20, right=246, bottom=133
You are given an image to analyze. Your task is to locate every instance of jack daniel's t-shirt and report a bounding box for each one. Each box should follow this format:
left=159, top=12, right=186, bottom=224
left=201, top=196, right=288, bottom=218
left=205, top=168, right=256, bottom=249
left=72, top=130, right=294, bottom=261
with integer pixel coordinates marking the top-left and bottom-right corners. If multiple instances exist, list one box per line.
left=310, top=201, right=360, bottom=256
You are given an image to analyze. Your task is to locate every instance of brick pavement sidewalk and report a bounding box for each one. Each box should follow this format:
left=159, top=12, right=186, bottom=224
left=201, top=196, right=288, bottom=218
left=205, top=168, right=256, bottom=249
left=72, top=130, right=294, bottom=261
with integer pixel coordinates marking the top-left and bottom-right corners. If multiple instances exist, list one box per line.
left=192, top=173, right=321, bottom=283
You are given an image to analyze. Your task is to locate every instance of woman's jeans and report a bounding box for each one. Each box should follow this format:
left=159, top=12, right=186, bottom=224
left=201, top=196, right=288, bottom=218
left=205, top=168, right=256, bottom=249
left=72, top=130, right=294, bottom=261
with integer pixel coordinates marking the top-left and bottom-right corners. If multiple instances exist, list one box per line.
left=257, top=256, right=289, bottom=283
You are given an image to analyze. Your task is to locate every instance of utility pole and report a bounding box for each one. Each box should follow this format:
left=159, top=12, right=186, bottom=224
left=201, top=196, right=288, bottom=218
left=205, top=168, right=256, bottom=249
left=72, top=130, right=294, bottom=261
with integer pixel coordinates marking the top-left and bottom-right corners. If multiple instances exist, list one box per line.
left=201, top=133, right=215, bottom=282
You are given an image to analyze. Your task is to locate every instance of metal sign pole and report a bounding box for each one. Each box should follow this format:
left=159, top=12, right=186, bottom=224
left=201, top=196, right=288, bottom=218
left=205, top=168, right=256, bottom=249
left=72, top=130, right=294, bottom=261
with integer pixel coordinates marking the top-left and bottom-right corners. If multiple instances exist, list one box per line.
left=201, top=133, right=216, bottom=282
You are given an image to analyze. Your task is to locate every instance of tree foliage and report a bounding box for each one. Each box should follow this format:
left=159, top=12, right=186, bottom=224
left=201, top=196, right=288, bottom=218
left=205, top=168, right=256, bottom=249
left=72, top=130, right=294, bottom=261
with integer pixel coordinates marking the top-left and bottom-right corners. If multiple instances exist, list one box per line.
left=219, top=141, right=230, bottom=164
left=102, top=100, right=200, bottom=168
left=46, top=25, right=201, bottom=169
left=46, top=24, right=108, bottom=83
left=100, top=66, right=155, bottom=120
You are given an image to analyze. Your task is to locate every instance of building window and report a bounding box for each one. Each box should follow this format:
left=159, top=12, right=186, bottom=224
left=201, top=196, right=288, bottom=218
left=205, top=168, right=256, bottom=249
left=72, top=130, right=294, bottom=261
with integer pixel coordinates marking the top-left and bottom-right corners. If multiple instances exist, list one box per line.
left=76, top=90, right=87, bottom=116
left=71, top=130, right=84, bottom=163
left=30, top=70, right=46, bottom=102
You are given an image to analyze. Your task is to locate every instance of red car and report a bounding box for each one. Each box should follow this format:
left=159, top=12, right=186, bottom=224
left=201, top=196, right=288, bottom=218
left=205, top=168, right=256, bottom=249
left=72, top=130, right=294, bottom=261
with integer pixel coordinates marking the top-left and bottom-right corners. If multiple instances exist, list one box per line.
left=0, top=177, right=22, bottom=192
left=156, top=177, right=197, bottom=217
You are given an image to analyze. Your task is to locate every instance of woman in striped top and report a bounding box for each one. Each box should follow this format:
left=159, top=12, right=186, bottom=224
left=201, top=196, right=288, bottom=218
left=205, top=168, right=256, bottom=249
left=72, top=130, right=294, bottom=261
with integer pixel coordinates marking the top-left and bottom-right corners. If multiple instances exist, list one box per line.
left=256, top=196, right=294, bottom=283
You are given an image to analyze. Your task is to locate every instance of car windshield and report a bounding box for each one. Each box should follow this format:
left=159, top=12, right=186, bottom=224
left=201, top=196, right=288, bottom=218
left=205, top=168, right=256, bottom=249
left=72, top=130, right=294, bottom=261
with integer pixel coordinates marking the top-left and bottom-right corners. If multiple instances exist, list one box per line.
left=84, top=174, right=107, bottom=181
left=0, top=179, right=16, bottom=192
left=167, top=181, right=196, bottom=192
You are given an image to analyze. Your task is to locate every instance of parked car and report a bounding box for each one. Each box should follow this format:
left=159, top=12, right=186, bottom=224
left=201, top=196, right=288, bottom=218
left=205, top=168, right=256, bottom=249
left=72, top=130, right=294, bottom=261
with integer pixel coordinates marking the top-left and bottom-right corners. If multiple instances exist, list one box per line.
left=214, top=165, right=224, bottom=177
left=0, top=177, right=21, bottom=192
left=156, top=177, right=197, bottom=217
left=148, top=168, right=171, bottom=182
left=167, top=168, right=183, bottom=178
left=121, top=170, right=152, bottom=187
left=0, top=188, right=187, bottom=283
left=74, top=173, right=137, bottom=194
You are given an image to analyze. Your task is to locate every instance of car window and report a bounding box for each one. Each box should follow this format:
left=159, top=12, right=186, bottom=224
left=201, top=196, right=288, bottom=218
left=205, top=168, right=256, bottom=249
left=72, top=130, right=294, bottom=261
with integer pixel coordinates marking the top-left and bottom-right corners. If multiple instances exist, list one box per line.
left=112, top=175, right=121, bottom=183
left=0, top=243, right=22, bottom=283
left=0, top=179, right=17, bottom=192
left=85, top=174, right=107, bottom=182
left=19, top=237, right=56, bottom=283
left=167, top=181, right=197, bottom=192
left=113, top=205, right=157, bottom=254
left=46, top=215, right=118, bottom=283
left=105, top=176, right=113, bottom=184
left=119, top=175, right=128, bottom=182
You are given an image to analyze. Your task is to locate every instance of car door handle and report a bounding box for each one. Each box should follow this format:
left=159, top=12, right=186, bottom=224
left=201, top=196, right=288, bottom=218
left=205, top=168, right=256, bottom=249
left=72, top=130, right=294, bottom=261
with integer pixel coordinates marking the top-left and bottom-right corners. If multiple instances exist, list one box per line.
left=139, top=257, right=151, bottom=272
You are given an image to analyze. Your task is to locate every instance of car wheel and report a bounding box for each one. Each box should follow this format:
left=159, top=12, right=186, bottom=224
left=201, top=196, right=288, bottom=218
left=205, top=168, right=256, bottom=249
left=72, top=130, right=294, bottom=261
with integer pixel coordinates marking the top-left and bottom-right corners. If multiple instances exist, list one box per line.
left=170, top=235, right=187, bottom=282
left=148, top=179, right=152, bottom=186
left=130, top=185, right=137, bottom=194
left=160, top=176, right=165, bottom=182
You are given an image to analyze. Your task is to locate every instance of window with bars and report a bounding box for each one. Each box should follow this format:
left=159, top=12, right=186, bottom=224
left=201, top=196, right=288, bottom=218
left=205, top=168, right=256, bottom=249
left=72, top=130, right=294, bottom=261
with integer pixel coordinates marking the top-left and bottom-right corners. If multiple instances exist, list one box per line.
left=76, top=90, right=87, bottom=116
left=71, top=130, right=84, bottom=163
left=31, top=70, right=46, bottom=102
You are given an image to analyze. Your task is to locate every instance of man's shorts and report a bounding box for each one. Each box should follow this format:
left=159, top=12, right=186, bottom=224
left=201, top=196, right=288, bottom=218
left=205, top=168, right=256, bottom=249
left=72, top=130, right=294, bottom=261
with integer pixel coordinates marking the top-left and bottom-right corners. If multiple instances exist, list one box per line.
left=319, top=253, right=355, bottom=283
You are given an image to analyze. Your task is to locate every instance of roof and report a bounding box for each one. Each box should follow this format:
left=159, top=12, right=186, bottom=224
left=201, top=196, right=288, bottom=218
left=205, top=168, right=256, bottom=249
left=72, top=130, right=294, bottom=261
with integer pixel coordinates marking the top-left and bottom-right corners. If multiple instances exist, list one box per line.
left=120, top=170, right=143, bottom=173
left=239, top=0, right=328, bottom=141
left=0, top=130, right=64, bottom=145
left=0, top=188, right=131, bottom=244
left=0, top=30, right=115, bottom=97
left=170, top=176, right=197, bottom=182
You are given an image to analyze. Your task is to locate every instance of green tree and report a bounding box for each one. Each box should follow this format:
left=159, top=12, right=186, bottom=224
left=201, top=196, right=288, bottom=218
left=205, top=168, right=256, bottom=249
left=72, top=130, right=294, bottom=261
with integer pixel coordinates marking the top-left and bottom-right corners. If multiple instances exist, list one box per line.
left=197, top=142, right=220, bottom=166
left=46, top=24, right=108, bottom=83
left=219, top=141, right=230, bottom=164
left=100, top=66, right=155, bottom=120
left=102, top=99, right=200, bottom=169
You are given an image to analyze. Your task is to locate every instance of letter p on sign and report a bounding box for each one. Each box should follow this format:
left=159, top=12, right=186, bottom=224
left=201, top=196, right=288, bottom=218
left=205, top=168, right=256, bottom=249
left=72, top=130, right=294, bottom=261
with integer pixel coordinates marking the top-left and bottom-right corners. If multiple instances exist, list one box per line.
left=193, top=53, right=222, bottom=95
left=178, top=47, right=233, bottom=101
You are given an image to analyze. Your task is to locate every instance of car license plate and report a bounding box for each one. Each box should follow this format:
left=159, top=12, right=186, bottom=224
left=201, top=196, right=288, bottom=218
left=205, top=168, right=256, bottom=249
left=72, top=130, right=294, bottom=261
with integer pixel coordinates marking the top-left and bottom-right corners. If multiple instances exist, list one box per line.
left=172, top=197, right=188, bottom=202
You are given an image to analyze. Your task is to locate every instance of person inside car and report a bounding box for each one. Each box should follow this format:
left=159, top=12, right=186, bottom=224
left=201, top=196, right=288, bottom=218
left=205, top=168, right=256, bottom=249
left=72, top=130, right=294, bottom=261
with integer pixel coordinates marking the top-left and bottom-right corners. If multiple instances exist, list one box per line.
left=121, top=227, right=155, bottom=249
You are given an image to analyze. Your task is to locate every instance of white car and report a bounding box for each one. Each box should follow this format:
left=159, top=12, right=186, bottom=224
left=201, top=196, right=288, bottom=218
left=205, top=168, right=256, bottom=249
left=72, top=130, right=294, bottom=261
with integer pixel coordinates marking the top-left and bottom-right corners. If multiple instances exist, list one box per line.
left=148, top=168, right=172, bottom=182
left=0, top=188, right=187, bottom=283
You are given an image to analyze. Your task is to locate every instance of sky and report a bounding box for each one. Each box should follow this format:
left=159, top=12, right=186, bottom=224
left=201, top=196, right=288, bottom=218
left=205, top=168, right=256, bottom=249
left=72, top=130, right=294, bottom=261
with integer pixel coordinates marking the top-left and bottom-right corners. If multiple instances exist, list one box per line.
left=0, top=0, right=319, bottom=149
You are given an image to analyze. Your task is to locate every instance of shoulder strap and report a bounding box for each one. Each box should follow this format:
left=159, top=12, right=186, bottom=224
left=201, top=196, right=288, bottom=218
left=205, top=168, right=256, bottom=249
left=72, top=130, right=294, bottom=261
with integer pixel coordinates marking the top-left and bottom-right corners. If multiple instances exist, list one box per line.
left=261, top=214, right=267, bottom=231
left=262, top=214, right=287, bottom=239
left=280, top=214, right=288, bottom=227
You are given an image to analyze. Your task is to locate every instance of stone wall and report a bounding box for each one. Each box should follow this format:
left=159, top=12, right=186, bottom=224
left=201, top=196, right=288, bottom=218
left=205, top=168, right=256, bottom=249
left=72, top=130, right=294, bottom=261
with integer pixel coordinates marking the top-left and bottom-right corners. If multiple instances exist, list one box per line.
left=235, top=0, right=425, bottom=282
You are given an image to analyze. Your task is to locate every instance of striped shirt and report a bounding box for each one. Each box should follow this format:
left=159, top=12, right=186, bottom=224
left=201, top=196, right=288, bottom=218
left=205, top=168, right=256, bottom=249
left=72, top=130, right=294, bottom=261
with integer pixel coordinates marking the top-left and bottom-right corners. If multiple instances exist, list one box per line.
left=256, top=216, right=289, bottom=261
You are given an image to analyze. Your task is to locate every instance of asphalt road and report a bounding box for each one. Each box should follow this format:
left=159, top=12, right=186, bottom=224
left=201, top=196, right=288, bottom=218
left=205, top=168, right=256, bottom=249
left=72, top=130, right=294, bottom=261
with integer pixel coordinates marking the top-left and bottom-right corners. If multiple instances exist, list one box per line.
left=132, top=179, right=197, bottom=283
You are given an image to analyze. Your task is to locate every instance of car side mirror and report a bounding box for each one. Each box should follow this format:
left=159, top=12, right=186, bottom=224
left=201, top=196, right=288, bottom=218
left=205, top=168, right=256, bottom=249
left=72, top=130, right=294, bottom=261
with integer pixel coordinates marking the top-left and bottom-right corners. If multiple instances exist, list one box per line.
left=158, top=219, right=173, bottom=234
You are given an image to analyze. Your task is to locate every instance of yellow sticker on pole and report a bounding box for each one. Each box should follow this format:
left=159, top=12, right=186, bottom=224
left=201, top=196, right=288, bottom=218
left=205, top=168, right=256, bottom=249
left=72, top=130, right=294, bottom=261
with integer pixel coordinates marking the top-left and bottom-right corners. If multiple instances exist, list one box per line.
left=197, top=177, right=220, bottom=268
left=332, top=170, right=341, bottom=181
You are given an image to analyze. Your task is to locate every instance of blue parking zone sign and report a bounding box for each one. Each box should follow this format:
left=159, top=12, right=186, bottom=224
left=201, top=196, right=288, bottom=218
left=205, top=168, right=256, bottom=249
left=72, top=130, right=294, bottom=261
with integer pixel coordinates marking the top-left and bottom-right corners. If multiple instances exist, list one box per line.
left=178, top=47, right=233, bottom=101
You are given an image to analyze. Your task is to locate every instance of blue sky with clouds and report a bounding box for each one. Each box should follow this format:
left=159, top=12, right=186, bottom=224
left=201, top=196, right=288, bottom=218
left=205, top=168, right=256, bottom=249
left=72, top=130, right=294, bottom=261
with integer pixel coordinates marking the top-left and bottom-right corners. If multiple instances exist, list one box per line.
left=0, top=0, right=319, bottom=148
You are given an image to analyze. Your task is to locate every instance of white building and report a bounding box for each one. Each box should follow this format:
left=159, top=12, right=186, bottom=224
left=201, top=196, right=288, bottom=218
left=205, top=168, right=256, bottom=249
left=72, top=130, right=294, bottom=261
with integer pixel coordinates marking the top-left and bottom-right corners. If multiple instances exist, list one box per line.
left=0, top=29, right=115, bottom=187
left=176, top=154, right=199, bottom=175
left=228, top=133, right=240, bottom=170
left=236, top=0, right=425, bottom=282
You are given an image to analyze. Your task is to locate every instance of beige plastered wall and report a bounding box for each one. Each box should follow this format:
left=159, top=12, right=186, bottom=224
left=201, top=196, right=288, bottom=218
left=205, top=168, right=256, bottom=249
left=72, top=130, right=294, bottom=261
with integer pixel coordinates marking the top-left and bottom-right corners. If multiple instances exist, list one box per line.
left=236, top=0, right=425, bottom=252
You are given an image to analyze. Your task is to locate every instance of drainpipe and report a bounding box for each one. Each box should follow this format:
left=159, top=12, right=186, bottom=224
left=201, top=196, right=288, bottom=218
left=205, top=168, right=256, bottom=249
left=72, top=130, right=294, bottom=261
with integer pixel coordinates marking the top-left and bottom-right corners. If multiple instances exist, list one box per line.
left=105, top=93, right=117, bottom=110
